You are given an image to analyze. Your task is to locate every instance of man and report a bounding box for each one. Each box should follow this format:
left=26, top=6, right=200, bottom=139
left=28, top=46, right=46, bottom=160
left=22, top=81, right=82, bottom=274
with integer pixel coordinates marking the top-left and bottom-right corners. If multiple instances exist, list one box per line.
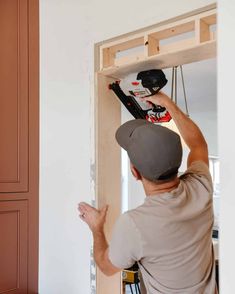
left=78, top=91, right=217, bottom=293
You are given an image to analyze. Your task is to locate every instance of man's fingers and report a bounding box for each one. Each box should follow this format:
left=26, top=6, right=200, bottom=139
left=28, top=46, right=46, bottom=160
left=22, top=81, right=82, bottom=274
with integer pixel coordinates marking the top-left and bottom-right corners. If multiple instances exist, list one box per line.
left=78, top=202, right=94, bottom=212
left=78, top=206, right=86, bottom=214
left=146, top=101, right=154, bottom=107
left=101, top=204, right=108, bottom=211
left=78, top=204, right=88, bottom=213
left=101, top=205, right=109, bottom=216
left=141, top=97, right=151, bottom=102
left=79, top=214, right=87, bottom=222
left=141, top=97, right=156, bottom=106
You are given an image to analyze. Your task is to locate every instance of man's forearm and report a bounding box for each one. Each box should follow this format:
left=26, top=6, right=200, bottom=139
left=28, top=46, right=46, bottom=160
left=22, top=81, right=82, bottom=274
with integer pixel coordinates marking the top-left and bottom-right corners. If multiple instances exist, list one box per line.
left=164, top=98, right=207, bottom=150
left=93, top=230, right=108, bottom=272
left=92, top=229, right=121, bottom=276
left=144, top=92, right=209, bottom=165
left=78, top=202, right=120, bottom=276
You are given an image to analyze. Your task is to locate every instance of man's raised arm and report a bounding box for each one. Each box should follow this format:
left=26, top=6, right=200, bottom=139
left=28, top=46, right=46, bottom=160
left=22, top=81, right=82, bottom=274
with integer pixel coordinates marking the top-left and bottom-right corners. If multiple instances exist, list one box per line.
left=143, top=92, right=209, bottom=167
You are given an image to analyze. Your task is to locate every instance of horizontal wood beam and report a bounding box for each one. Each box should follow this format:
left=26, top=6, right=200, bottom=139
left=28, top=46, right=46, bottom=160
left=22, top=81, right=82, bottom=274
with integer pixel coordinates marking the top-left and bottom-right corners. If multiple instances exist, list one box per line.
left=99, top=40, right=216, bottom=79
left=99, top=7, right=216, bottom=72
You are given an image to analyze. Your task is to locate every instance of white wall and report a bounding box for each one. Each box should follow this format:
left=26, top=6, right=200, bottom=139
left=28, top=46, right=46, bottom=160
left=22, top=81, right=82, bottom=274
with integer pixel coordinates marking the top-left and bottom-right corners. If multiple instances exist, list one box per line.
left=39, top=1, right=92, bottom=293
left=218, top=0, right=235, bottom=292
left=39, top=1, right=216, bottom=293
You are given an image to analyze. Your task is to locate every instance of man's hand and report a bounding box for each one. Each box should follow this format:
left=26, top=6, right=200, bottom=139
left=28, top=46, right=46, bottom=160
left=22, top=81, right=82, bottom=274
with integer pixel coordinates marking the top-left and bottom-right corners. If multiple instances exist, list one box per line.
left=78, top=202, right=121, bottom=276
left=144, top=91, right=208, bottom=167
left=142, top=91, right=172, bottom=108
left=78, top=202, right=108, bottom=233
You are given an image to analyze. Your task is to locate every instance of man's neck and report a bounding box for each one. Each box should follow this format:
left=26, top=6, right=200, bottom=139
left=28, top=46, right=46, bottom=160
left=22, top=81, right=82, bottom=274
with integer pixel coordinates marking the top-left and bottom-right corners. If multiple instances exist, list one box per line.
left=142, top=177, right=180, bottom=196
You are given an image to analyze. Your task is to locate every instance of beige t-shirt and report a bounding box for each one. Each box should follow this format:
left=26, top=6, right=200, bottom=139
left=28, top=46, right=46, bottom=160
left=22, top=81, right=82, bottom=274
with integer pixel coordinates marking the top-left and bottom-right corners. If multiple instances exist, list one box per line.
left=109, top=161, right=217, bottom=294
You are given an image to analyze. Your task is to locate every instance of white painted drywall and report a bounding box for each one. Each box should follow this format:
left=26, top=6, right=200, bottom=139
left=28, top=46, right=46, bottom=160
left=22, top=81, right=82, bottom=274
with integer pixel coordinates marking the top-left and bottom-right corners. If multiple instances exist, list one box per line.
left=39, top=1, right=216, bottom=293
left=39, top=2, right=92, bottom=293
left=218, top=0, right=235, bottom=292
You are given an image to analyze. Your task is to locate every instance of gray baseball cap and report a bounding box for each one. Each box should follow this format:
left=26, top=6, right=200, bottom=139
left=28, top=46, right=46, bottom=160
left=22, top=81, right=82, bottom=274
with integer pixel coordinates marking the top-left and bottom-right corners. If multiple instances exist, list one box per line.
left=115, top=119, right=182, bottom=181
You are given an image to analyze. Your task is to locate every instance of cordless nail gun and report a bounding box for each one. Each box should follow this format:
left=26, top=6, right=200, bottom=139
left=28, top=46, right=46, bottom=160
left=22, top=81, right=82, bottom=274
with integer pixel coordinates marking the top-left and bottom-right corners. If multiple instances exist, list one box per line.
left=109, top=69, right=171, bottom=123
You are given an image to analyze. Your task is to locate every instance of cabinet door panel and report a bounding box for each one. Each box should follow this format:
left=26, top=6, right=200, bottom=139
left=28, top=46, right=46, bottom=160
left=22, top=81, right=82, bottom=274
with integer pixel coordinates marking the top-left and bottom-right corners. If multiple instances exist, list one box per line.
left=0, top=0, right=28, bottom=193
left=0, top=200, right=28, bottom=293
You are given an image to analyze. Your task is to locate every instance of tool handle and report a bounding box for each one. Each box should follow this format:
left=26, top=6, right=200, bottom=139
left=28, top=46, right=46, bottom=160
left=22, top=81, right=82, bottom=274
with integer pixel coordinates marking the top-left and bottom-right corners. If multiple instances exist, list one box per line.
left=151, top=103, right=166, bottom=113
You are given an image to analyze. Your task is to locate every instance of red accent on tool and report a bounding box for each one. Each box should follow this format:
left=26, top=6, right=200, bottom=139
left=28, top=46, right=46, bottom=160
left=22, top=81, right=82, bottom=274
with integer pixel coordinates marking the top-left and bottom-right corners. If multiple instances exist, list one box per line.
left=146, top=112, right=172, bottom=123
left=158, top=111, right=172, bottom=122
left=132, top=81, right=140, bottom=86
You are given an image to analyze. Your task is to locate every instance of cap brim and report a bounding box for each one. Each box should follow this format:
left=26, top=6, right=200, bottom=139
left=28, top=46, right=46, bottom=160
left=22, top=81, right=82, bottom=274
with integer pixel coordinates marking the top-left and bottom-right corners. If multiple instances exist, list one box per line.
left=115, top=119, right=151, bottom=150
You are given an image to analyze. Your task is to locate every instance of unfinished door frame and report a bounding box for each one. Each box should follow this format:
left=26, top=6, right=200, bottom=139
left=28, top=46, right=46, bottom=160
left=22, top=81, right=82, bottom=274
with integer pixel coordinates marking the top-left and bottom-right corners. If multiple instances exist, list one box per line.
left=94, top=3, right=216, bottom=294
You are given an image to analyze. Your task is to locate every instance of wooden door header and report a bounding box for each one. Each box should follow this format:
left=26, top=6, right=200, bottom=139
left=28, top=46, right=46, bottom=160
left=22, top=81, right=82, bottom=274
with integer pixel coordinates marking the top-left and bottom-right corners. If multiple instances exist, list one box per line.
left=96, top=5, right=216, bottom=78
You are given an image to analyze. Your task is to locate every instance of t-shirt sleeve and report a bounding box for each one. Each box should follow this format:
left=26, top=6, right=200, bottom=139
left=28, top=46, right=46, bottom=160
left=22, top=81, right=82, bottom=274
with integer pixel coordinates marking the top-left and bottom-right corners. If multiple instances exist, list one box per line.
left=181, top=160, right=213, bottom=193
left=108, top=213, right=142, bottom=269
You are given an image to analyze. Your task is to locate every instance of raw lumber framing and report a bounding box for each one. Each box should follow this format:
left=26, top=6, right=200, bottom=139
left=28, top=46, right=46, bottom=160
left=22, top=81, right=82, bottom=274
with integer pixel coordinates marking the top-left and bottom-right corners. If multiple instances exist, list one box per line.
left=94, top=3, right=216, bottom=294
left=95, top=73, right=122, bottom=294
left=98, top=7, right=216, bottom=78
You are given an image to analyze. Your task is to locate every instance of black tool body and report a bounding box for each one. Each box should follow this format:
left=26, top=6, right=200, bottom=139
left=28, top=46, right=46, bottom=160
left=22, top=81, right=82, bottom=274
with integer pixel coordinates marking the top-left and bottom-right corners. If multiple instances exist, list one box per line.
left=109, top=69, right=171, bottom=123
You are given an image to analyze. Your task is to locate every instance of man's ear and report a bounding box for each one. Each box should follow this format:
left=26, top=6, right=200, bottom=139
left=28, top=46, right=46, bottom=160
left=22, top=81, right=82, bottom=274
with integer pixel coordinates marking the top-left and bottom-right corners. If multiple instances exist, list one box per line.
left=130, top=163, right=142, bottom=181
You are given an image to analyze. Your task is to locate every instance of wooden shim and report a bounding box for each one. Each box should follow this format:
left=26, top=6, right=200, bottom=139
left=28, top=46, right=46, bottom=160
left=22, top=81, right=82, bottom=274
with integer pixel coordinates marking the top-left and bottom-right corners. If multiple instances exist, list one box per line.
left=95, top=73, right=122, bottom=294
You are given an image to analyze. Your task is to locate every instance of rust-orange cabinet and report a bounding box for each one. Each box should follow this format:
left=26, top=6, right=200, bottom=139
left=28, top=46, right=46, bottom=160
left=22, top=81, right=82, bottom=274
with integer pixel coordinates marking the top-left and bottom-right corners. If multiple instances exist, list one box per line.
left=0, top=0, right=39, bottom=293
left=0, top=201, right=28, bottom=293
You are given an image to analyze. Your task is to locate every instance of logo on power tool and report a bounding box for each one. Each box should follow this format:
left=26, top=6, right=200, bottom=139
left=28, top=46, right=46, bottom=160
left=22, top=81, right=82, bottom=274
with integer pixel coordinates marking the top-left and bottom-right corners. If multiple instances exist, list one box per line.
left=152, top=86, right=160, bottom=91
left=129, top=90, right=150, bottom=97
